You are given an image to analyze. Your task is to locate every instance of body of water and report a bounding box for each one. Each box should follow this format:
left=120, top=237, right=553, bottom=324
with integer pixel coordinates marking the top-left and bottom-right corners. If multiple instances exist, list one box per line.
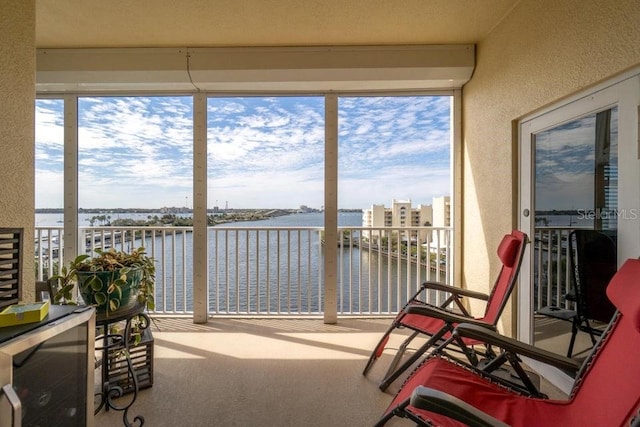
left=36, top=211, right=435, bottom=314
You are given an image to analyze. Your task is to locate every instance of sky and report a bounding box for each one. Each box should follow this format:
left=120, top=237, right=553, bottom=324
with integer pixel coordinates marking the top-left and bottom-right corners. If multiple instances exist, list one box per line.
left=535, top=107, right=618, bottom=212
left=35, top=95, right=451, bottom=210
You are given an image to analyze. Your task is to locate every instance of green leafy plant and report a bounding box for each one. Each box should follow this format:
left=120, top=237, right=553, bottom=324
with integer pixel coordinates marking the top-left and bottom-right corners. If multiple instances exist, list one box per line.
left=50, top=247, right=156, bottom=314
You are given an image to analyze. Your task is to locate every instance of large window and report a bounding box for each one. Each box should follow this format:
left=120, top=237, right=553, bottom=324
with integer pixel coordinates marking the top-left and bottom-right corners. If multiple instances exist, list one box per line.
left=207, top=97, right=325, bottom=212
left=205, top=96, right=325, bottom=313
left=78, top=96, right=194, bottom=212
left=36, top=94, right=452, bottom=223
left=35, top=99, right=64, bottom=222
left=338, top=96, right=451, bottom=211
left=337, top=95, right=452, bottom=310
left=35, top=92, right=456, bottom=317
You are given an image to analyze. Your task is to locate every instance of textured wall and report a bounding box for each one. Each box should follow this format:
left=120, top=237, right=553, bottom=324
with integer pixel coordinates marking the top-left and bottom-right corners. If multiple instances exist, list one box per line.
left=462, top=0, right=640, bottom=334
left=0, top=1, right=36, bottom=301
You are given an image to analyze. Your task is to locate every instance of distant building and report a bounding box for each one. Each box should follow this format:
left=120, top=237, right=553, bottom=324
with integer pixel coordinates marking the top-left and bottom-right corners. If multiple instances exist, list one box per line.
left=361, top=197, right=451, bottom=247
left=298, top=205, right=319, bottom=213
left=431, top=196, right=451, bottom=245
left=362, top=199, right=440, bottom=241
left=431, top=196, right=451, bottom=228
left=160, top=206, right=190, bottom=214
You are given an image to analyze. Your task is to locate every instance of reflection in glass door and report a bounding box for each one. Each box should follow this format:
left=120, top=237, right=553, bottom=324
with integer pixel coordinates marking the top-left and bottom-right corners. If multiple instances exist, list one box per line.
left=535, top=109, right=618, bottom=231
left=519, top=71, right=640, bottom=394
left=532, top=107, right=618, bottom=361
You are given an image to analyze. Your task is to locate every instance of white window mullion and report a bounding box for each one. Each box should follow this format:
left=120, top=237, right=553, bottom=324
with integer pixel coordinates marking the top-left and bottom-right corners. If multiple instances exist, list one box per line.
left=324, top=94, right=338, bottom=324
left=63, top=95, right=79, bottom=267
left=193, top=93, right=209, bottom=323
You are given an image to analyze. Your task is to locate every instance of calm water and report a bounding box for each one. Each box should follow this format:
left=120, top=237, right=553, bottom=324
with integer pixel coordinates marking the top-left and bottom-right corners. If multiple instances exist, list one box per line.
left=36, top=211, right=429, bottom=313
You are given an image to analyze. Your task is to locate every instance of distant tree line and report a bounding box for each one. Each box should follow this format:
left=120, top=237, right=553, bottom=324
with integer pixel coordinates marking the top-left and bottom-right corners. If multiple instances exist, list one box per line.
left=106, top=212, right=279, bottom=227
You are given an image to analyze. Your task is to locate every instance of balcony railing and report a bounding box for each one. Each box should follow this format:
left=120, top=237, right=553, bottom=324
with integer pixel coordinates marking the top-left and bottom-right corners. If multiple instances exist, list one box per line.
left=34, top=225, right=452, bottom=316
left=532, top=227, right=596, bottom=312
left=36, top=226, right=585, bottom=316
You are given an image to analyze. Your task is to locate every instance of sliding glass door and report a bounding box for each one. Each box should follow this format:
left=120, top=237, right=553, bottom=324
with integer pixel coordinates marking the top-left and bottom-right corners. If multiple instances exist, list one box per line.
left=518, top=71, right=640, bottom=392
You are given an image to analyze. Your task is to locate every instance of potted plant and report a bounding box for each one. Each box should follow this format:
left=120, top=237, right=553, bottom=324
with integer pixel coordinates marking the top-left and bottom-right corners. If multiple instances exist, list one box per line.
left=50, top=247, right=156, bottom=315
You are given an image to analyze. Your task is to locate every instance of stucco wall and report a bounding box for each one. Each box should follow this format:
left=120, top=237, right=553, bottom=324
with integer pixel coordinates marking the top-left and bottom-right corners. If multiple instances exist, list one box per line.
left=0, top=1, right=36, bottom=301
left=462, top=0, right=640, bottom=334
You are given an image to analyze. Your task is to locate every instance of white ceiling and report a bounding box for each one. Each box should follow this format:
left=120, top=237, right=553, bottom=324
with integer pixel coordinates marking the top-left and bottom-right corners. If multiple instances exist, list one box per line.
left=36, top=0, right=520, bottom=48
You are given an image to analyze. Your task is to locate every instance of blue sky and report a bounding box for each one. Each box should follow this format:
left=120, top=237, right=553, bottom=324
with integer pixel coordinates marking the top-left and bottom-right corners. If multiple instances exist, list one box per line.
left=535, top=108, right=618, bottom=212
left=35, top=95, right=451, bottom=210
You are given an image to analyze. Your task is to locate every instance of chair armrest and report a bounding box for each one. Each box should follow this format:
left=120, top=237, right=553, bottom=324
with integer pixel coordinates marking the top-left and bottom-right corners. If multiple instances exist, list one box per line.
left=410, top=386, right=510, bottom=427
left=420, top=281, right=489, bottom=301
left=404, top=304, right=496, bottom=330
left=454, top=323, right=582, bottom=372
left=565, top=290, right=576, bottom=302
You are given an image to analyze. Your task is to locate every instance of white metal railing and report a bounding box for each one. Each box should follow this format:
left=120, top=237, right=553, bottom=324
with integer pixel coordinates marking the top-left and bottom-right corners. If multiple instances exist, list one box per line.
left=336, top=226, right=451, bottom=314
left=532, top=227, right=578, bottom=311
left=34, top=225, right=453, bottom=316
left=209, top=227, right=321, bottom=315
left=35, top=226, right=193, bottom=312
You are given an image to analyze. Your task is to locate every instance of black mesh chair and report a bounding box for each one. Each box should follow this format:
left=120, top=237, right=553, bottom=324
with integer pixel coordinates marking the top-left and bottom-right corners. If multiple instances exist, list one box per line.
left=537, top=229, right=617, bottom=357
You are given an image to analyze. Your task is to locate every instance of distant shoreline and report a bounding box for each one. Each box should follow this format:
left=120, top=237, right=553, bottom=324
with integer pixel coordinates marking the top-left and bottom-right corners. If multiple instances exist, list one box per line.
left=35, top=207, right=363, bottom=214
left=35, top=210, right=365, bottom=228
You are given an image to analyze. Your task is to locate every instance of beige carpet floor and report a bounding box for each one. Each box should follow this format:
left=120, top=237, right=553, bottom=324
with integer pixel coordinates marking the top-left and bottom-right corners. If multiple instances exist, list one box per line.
left=94, top=317, right=568, bottom=427
left=94, top=317, right=414, bottom=427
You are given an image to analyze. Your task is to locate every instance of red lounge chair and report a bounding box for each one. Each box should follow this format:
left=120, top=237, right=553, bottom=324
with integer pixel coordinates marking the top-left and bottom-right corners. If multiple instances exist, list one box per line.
left=375, top=258, right=640, bottom=427
left=363, top=230, right=528, bottom=391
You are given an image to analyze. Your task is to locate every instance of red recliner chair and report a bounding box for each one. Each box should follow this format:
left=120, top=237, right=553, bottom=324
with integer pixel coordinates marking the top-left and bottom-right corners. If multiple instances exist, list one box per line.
left=375, top=258, right=640, bottom=427
left=363, top=230, right=528, bottom=391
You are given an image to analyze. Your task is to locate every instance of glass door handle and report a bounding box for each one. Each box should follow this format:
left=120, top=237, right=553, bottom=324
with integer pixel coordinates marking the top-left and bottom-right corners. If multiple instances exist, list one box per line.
left=1, top=383, right=22, bottom=427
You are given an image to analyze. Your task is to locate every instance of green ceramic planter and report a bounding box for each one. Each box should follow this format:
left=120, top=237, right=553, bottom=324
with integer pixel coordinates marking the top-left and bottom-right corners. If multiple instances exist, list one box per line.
left=77, top=267, right=142, bottom=313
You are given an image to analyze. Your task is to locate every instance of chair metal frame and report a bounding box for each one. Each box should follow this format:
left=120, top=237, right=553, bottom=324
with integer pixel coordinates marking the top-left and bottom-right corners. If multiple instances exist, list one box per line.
left=363, top=230, right=528, bottom=391
left=537, top=229, right=617, bottom=357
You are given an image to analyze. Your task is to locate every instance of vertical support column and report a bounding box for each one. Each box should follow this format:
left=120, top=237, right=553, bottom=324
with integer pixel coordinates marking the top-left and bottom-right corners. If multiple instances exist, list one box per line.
left=0, top=0, right=35, bottom=302
left=63, top=95, right=79, bottom=266
left=193, top=93, right=209, bottom=323
left=451, top=90, right=462, bottom=290
left=324, top=95, right=338, bottom=324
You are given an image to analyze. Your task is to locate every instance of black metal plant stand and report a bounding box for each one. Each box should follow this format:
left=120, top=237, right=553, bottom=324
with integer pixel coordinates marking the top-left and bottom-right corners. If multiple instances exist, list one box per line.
left=95, top=304, right=150, bottom=427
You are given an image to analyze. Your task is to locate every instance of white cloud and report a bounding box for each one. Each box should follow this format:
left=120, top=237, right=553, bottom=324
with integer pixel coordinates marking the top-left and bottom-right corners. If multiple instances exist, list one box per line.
left=36, top=95, right=451, bottom=210
left=35, top=169, right=64, bottom=208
